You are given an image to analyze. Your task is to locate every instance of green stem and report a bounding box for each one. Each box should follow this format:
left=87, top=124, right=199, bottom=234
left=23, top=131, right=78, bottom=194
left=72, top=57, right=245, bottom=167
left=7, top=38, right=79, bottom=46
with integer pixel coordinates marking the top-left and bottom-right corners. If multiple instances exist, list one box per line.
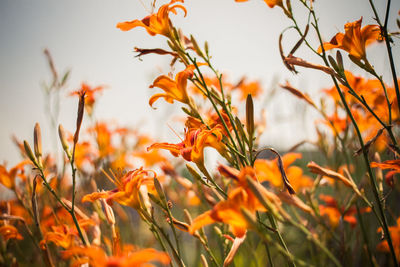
left=309, top=5, right=398, bottom=265
left=266, top=213, right=296, bottom=267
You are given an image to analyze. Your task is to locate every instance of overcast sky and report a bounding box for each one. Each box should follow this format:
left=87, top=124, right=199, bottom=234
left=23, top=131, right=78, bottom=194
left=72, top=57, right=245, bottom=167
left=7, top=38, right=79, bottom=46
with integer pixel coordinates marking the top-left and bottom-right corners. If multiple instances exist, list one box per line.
left=1, top=0, right=399, bottom=164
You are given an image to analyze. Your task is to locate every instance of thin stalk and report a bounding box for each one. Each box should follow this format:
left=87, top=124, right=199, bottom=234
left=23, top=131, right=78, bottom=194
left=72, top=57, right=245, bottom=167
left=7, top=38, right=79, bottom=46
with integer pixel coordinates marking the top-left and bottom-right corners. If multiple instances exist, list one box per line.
left=37, top=168, right=87, bottom=246
left=356, top=203, right=377, bottom=267
left=309, top=5, right=398, bottom=265
left=368, top=0, right=400, bottom=115
left=266, top=213, right=296, bottom=267
left=286, top=218, right=342, bottom=267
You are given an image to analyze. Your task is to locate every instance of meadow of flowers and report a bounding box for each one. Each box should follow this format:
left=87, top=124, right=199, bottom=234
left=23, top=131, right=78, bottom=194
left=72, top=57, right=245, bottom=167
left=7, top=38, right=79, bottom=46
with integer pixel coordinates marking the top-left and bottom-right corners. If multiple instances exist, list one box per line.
left=1, top=0, right=400, bottom=266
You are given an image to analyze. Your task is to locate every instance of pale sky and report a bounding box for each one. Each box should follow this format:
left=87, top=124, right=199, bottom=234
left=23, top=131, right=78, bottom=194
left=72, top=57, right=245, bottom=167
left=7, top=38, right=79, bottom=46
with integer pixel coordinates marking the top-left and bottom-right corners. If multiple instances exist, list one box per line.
left=1, top=0, right=399, bottom=164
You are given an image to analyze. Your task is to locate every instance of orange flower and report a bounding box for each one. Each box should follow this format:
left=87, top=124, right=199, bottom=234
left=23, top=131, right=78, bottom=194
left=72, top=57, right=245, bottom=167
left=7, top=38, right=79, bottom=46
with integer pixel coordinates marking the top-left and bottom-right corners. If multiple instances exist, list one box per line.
left=116, top=0, right=186, bottom=38
left=233, top=78, right=263, bottom=100
left=0, top=160, right=30, bottom=189
left=235, top=0, right=283, bottom=8
left=371, top=160, right=400, bottom=174
left=89, top=122, right=114, bottom=158
left=190, top=166, right=281, bottom=237
left=62, top=245, right=170, bottom=267
left=254, top=153, right=313, bottom=192
left=149, top=65, right=197, bottom=107
left=377, top=217, right=400, bottom=259
left=318, top=194, right=370, bottom=228
left=0, top=225, right=23, bottom=241
left=318, top=18, right=381, bottom=61
left=147, top=125, right=224, bottom=166
left=70, top=82, right=105, bottom=115
left=82, top=168, right=156, bottom=209
left=185, top=109, right=233, bottom=135
left=40, top=224, right=77, bottom=249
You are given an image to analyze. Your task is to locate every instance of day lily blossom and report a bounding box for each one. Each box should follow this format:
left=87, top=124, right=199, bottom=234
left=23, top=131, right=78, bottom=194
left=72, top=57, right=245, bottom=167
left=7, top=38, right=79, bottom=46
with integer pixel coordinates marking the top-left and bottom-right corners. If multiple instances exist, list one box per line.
left=318, top=18, right=381, bottom=61
left=82, top=168, right=156, bottom=209
left=147, top=125, right=224, bottom=166
left=149, top=65, right=198, bottom=107
left=116, top=0, right=186, bottom=38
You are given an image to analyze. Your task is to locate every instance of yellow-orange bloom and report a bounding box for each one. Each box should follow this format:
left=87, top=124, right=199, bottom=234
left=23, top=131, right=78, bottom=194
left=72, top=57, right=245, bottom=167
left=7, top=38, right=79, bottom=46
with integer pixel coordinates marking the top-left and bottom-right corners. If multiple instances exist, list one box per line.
left=318, top=18, right=381, bottom=60
left=149, top=65, right=197, bottom=107
left=319, top=195, right=370, bottom=228
left=82, top=168, right=156, bottom=209
left=235, top=0, right=283, bottom=8
left=70, top=82, right=105, bottom=116
left=0, top=160, right=30, bottom=189
left=254, top=153, right=312, bottom=192
left=377, top=217, right=400, bottom=260
left=62, top=245, right=170, bottom=267
left=0, top=225, right=23, bottom=241
left=116, top=0, right=186, bottom=38
left=147, top=125, right=224, bottom=166
left=190, top=166, right=281, bottom=237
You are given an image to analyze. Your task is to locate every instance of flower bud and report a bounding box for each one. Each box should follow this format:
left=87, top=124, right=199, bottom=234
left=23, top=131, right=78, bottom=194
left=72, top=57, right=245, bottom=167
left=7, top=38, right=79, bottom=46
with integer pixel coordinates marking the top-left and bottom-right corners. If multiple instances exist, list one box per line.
left=24, top=140, right=37, bottom=166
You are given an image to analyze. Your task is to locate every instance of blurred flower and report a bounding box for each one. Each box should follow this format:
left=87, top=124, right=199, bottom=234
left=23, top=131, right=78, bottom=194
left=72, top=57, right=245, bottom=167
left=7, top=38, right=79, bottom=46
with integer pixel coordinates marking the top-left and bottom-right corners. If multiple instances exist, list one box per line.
left=63, top=245, right=170, bottom=267
left=70, top=82, right=105, bottom=116
left=318, top=194, right=370, bottom=228
left=0, top=225, right=23, bottom=241
left=233, top=78, right=263, bottom=100
left=235, top=0, right=283, bottom=9
left=254, top=153, right=313, bottom=192
left=0, top=160, right=30, bottom=190
left=190, top=166, right=281, bottom=237
left=377, top=217, right=400, bottom=259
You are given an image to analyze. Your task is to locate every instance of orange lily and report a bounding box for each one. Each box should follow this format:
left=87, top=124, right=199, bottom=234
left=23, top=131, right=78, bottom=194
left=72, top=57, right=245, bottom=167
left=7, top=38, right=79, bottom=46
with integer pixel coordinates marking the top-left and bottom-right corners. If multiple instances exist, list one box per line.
left=234, top=78, right=263, bottom=100
left=147, top=125, right=224, bottom=166
left=63, top=245, right=170, bottom=267
left=0, top=225, right=23, bottom=241
left=70, top=82, right=105, bottom=116
left=149, top=65, right=197, bottom=107
left=254, top=153, right=313, bottom=192
left=0, top=160, right=30, bottom=190
left=82, top=168, right=156, bottom=209
left=318, top=194, right=370, bottom=228
left=377, top=217, right=400, bottom=260
left=116, top=0, right=186, bottom=38
left=318, top=18, right=381, bottom=61
left=190, top=166, right=281, bottom=237
left=235, top=0, right=283, bottom=9
left=371, top=160, right=400, bottom=174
